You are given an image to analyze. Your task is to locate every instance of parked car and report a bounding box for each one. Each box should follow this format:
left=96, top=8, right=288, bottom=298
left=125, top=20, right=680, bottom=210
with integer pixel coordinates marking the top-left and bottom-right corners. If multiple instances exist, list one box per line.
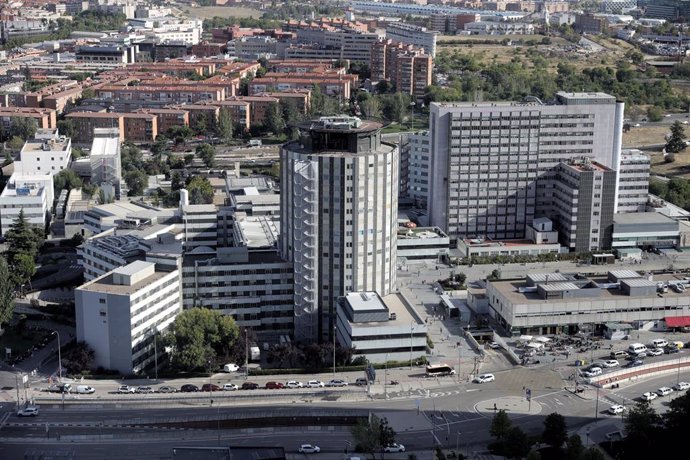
left=241, top=382, right=259, bottom=390
left=610, top=350, right=628, bottom=359
left=157, top=386, right=177, bottom=393
left=118, top=385, right=136, bottom=394
left=627, top=359, right=644, bottom=368
left=265, top=381, right=284, bottom=389
left=307, top=380, right=325, bottom=388
left=180, top=384, right=199, bottom=393
left=286, top=381, right=303, bottom=389
left=641, top=392, right=658, bottom=401
left=355, top=378, right=369, bottom=386
left=136, top=386, right=154, bottom=394
left=201, top=384, right=221, bottom=392
left=657, top=387, right=674, bottom=397
left=603, top=360, right=620, bottom=368
left=326, top=379, right=348, bottom=387
left=223, top=363, right=240, bottom=373
left=298, top=444, right=321, bottom=453
left=608, top=404, right=625, bottom=415
left=488, top=342, right=500, bottom=349
left=583, top=367, right=603, bottom=378
left=76, top=385, right=95, bottom=394
left=473, top=373, right=495, bottom=384
left=674, top=381, right=690, bottom=391
left=17, top=407, right=39, bottom=417
left=647, top=348, right=664, bottom=357
left=665, top=345, right=680, bottom=354
left=223, top=383, right=239, bottom=391
left=383, top=443, right=405, bottom=453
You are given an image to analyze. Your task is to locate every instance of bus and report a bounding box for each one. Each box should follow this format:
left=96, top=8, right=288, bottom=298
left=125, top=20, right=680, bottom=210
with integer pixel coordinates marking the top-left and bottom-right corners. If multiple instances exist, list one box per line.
left=426, top=364, right=456, bottom=377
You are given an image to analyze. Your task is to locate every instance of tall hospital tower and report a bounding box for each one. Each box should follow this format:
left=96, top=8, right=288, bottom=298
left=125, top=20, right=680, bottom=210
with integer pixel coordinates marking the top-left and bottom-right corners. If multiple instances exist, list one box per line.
left=280, top=116, right=399, bottom=343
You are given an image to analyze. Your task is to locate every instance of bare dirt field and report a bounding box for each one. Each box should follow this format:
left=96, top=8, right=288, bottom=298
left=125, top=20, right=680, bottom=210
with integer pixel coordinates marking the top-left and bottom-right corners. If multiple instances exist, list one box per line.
left=182, top=6, right=263, bottom=19
left=623, top=126, right=669, bottom=149
left=649, top=151, right=690, bottom=179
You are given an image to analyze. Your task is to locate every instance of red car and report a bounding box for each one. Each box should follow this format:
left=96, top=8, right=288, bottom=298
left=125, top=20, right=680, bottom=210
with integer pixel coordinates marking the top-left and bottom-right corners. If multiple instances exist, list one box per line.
left=265, top=381, right=284, bottom=389
left=201, top=384, right=221, bottom=392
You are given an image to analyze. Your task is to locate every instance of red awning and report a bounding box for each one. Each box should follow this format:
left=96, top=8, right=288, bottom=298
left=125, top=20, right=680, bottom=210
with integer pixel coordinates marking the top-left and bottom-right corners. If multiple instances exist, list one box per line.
left=665, top=316, right=690, bottom=327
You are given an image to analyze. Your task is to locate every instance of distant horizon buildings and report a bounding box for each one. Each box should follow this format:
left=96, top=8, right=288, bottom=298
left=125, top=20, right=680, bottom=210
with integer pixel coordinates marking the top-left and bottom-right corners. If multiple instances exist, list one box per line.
left=280, top=116, right=399, bottom=343
left=428, top=92, right=624, bottom=245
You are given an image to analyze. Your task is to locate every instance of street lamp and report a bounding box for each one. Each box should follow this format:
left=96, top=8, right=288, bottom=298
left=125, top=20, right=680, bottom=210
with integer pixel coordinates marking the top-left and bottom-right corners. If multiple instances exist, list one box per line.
left=150, top=326, right=159, bottom=381
left=409, top=101, right=416, bottom=130
left=333, top=325, right=337, bottom=377
left=51, top=331, right=62, bottom=382
left=410, top=322, right=415, bottom=370
left=456, top=431, right=461, bottom=453
left=384, top=353, right=389, bottom=399
left=244, top=328, right=248, bottom=380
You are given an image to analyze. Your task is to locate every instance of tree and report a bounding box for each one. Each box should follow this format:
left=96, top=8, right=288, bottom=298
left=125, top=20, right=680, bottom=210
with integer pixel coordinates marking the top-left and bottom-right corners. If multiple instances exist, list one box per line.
left=621, top=401, right=662, bottom=459
left=381, top=93, right=411, bottom=124
left=8, top=136, right=25, bottom=151
left=57, top=119, right=75, bottom=138
left=196, top=143, right=216, bottom=168
left=216, top=108, right=234, bottom=144
left=62, top=341, right=95, bottom=374
left=192, top=113, right=208, bottom=135
left=186, top=176, right=214, bottom=204
left=5, top=209, right=42, bottom=263
left=666, top=121, right=687, bottom=154
left=351, top=415, right=396, bottom=458
left=361, top=97, right=382, bottom=119
left=265, top=103, right=286, bottom=134
left=170, top=171, right=182, bottom=192
left=12, top=252, right=36, bottom=288
left=376, top=80, right=394, bottom=94
left=647, top=106, right=663, bottom=122
left=503, top=426, right=530, bottom=459
left=490, top=409, right=512, bottom=441
left=581, top=448, right=605, bottom=460
left=124, top=169, right=148, bottom=196
left=53, top=169, right=83, bottom=193
left=163, top=308, right=239, bottom=371
left=564, top=434, right=585, bottom=460
left=542, top=412, right=568, bottom=450
left=9, top=116, right=37, bottom=140
left=0, top=257, right=15, bottom=327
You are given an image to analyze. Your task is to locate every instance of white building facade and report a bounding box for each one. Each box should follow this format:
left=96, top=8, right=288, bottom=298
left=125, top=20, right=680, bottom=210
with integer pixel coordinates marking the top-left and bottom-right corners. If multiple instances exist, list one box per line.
left=280, top=117, right=399, bottom=343
left=0, top=174, right=53, bottom=235
left=14, top=128, right=71, bottom=176
left=428, top=92, right=624, bottom=243
left=385, top=22, right=438, bottom=57
left=617, top=150, right=650, bottom=213
left=408, top=131, right=430, bottom=208
left=75, top=260, right=182, bottom=375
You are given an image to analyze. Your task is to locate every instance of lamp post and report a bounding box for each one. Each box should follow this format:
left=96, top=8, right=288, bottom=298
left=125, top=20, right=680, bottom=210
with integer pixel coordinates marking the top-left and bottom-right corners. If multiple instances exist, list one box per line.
left=150, top=326, right=158, bottom=381
left=410, top=322, right=414, bottom=370
left=333, top=325, right=336, bottom=378
left=409, top=101, right=416, bottom=130
left=384, top=353, right=389, bottom=399
left=456, top=431, right=461, bottom=453
left=244, top=328, right=248, bottom=380
left=51, top=331, right=62, bottom=382
left=677, top=353, right=682, bottom=385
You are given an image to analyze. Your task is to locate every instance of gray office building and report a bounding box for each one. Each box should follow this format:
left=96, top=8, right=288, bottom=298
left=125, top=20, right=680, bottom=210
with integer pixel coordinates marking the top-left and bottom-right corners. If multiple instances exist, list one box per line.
left=428, top=92, right=624, bottom=242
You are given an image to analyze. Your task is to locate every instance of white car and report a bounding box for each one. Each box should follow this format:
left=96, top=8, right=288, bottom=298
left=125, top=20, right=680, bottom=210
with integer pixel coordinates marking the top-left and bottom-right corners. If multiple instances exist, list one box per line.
left=326, top=379, right=348, bottom=387
left=641, top=392, right=658, bottom=401
left=603, top=360, right=619, bottom=368
left=118, top=385, right=136, bottom=394
left=488, top=342, right=500, bottom=349
left=473, top=373, right=495, bottom=384
left=286, top=381, right=304, bottom=389
left=223, top=363, right=240, bottom=372
left=223, top=383, right=239, bottom=391
left=647, top=348, right=664, bottom=357
left=383, top=443, right=406, bottom=453
left=657, top=387, right=674, bottom=397
left=17, top=407, right=39, bottom=417
left=608, top=404, right=625, bottom=415
left=674, top=381, right=690, bottom=391
left=298, top=444, right=320, bottom=453
left=307, top=380, right=325, bottom=388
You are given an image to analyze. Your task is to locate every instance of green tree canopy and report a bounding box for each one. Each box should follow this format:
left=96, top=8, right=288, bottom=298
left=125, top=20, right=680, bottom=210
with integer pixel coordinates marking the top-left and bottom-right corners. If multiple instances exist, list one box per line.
left=490, top=409, right=512, bottom=441
left=9, top=116, right=37, bottom=141
left=351, top=415, right=396, bottom=457
left=0, top=257, right=15, bottom=327
left=124, top=169, right=148, bottom=196
left=216, top=108, right=234, bottom=144
left=163, top=308, right=239, bottom=371
left=666, top=121, right=687, bottom=154
left=265, top=103, right=286, bottom=134
left=196, top=143, right=216, bottom=168
left=53, top=169, right=83, bottom=193
left=542, top=412, right=568, bottom=450
left=186, top=176, right=214, bottom=204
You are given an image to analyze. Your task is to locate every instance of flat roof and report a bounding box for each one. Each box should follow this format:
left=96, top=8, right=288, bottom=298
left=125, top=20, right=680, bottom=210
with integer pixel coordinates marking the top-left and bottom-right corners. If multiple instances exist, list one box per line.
left=79, top=267, right=171, bottom=295
left=346, top=292, right=383, bottom=312
left=114, top=260, right=154, bottom=277
left=539, top=282, right=580, bottom=291
left=528, top=273, right=569, bottom=283
left=614, top=212, right=677, bottom=225
left=620, top=278, right=657, bottom=288
left=609, top=270, right=643, bottom=279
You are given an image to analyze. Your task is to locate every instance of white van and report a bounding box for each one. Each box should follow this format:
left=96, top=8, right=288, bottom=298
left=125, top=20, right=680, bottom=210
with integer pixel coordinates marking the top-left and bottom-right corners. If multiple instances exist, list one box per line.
left=628, top=343, right=647, bottom=355
left=76, top=385, right=95, bottom=394
left=651, top=339, right=668, bottom=349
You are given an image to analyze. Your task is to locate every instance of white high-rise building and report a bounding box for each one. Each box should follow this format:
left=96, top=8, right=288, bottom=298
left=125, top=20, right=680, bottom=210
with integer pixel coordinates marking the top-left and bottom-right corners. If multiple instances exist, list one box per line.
left=280, top=116, right=398, bottom=343
left=75, top=260, right=181, bottom=375
left=428, top=92, right=624, bottom=242
left=408, top=131, right=430, bottom=208
left=14, top=128, right=71, bottom=176
left=90, top=128, right=123, bottom=200
left=617, top=150, right=650, bottom=213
